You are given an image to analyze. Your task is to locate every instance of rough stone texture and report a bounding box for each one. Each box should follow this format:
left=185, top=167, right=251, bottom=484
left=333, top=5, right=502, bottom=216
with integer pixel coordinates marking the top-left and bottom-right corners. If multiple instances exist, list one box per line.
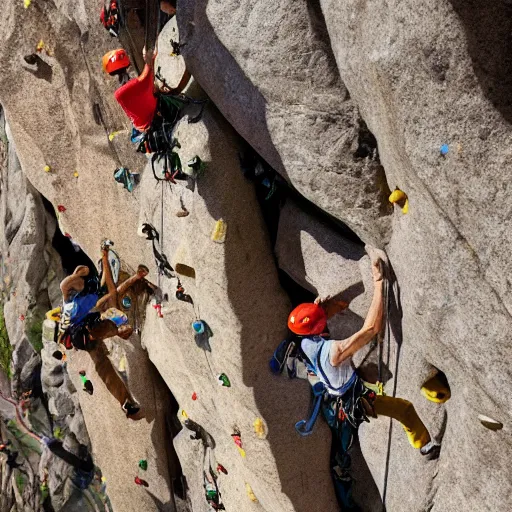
left=176, top=0, right=392, bottom=247
left=318, top=1, right=512, bottom=511
left=1, top=1, right=512, bottom=512
left=138, top=90, right=337, bottom=511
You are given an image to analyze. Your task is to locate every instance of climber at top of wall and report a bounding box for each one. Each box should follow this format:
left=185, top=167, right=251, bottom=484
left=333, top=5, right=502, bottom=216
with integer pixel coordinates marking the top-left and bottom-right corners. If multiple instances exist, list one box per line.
left=107, top=46, right=191, bottom=133
left=271, top=250, right=440, bottom=510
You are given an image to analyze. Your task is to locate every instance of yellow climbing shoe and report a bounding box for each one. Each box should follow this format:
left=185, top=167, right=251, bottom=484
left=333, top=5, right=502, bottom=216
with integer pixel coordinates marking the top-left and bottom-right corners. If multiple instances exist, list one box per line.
left=421, top=374, right=451, bottom=404
left=402, top=424, right=431, bottom=449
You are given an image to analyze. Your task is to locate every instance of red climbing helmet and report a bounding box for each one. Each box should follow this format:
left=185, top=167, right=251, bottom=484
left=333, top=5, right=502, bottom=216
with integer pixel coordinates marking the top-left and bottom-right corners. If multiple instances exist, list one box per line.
left=102, top=49, right=130, bottom=75
left=287, top=303, right=327, bottom=336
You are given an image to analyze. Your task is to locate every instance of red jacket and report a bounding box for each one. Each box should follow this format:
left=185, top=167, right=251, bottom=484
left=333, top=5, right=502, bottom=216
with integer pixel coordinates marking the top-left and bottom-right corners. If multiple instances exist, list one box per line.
left=114, top=64, right=157, bottom=131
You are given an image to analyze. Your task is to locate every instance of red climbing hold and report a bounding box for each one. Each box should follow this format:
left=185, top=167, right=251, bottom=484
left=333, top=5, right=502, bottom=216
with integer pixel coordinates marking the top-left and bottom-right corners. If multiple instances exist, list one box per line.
left=216, top=464, right=228, bottom=475
left=152, top=303, right=163, bottom=318
left=192, top=392, right=198, bottom=401
left=134, top=476, right=149, bottom=487
left=57, top=205, right=66, bottom=213
left=19, top=315, right=25, bottom=321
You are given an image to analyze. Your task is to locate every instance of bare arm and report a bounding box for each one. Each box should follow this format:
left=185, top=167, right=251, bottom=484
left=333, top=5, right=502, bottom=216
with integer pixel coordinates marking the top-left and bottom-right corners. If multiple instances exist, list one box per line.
left=330, top=260, right=384, bottom=366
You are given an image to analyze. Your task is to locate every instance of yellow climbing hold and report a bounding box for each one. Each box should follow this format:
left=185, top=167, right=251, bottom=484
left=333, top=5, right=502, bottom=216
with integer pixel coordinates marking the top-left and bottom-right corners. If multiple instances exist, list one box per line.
left=245, top=483, right=258, bottom=503
left=420, top=374, right=451, bottom=404
left=44, top=165, right=51, bottom=173
left=211, top=219, right=227, bottom=243
left=36, top=40, right=45, bottom=52
left=73, top=171, right=79, bottom=178
left=24, top=0, right=31, bottom=8
left=237, top=446, right=246, bottom=458
left=253, top=418, right=266, bottom=439
left=181, top=409, right=188, bottom=420
left=389, top=187, right=409, bottom=214
left=389, top=188, right=406, bottom=203
left=109, top=131, right=121, bottom=141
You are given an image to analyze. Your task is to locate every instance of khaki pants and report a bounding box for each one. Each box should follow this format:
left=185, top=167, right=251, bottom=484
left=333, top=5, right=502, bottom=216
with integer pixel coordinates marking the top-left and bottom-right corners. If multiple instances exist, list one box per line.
left=373, top=395, right=430, bottom=448
left=88, top=341, right=132, bottom=408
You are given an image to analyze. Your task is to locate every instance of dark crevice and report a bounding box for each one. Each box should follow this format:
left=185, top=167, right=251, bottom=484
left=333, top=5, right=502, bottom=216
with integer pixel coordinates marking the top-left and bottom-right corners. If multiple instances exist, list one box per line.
left=353, top=118, right=379, bottom=161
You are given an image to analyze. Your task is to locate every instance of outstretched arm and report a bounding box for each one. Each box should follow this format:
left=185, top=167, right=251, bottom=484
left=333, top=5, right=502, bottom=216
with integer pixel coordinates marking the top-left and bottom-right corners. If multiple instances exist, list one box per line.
left=329, top=259, right=384, bottom=367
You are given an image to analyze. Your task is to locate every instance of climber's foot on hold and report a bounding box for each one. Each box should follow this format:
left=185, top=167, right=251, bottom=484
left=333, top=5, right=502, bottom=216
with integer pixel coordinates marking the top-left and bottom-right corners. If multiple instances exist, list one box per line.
left=122, top=400, right=140, bottom=418
left=420, top=441, right=441, bottom=460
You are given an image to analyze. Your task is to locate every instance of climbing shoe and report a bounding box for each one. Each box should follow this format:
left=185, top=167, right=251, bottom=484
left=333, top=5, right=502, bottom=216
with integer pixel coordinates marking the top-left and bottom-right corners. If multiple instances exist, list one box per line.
left=420, top=441, right=441, bottom=460
left=122, top=400, right=140, bottom=418
left=402, top=424, right=431, bottom=449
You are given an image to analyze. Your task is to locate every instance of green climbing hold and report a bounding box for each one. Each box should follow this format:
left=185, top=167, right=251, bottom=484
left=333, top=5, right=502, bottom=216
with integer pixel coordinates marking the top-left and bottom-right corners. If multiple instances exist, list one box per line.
left=217, top=373, right=231, bottom=387
left=139, top=459, right=148, bottom=471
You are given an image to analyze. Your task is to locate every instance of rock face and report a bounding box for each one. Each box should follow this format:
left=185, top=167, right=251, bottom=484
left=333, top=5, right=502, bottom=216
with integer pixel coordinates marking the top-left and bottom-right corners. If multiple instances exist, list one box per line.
left=177, top=0, right=392, bottom=247
left=1, top=1, right=512, bottom=512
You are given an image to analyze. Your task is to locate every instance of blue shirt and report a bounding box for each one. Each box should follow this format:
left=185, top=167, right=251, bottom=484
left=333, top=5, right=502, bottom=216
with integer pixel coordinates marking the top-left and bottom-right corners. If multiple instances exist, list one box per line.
left=301, top=336, right=356, bottom=395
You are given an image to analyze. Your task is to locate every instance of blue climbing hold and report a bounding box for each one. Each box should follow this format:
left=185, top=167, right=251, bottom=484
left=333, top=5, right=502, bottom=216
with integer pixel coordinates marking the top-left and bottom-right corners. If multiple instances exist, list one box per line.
left=440, top=144, right=449, bottom=156
left=122, top=296, right=132, bottom=309
left=192, top=320, right=205, bottom=334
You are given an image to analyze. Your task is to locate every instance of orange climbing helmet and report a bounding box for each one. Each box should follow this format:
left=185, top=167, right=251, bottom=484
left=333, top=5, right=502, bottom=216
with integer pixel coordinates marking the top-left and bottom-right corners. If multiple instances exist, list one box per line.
left=287, top=303, right=327, bottom=336
left=102, top=49, right=130, bottom=75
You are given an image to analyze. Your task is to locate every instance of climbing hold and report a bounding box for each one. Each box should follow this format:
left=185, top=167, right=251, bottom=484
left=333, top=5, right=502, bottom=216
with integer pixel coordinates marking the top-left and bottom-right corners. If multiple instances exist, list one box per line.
left=134, top=476, right=149, bottom=487
left=73, top=171, right=79, bottom=178
left=253, top=418, right=266, bottom=439
left=231, top=429, right=245, bottom=456
left=245, top=483, right=258, bottom=503
left=192, top=320, right=205, bottom=334
left=152, top=302, right=163, bottom=318
left=23, top=0, right=31, bottom=8
left=187, top=156, right=206, bottom=177
left=19, top=315, right=25, bottom=321
left=440, top=144, right=449, bottom=156
left=176, top=209, right=189, bottom=218
left=192, top=392, right=198, bottom=401
left=211, top=219, right=227, bottom=243
left=389, top=188, right=406, bottom=203
left=421, top=374, right=451, bottom=403
left=43, top=165, right=51, bottom=173
left=181, top=410, right=188, bottom=421
left=108, top=131, right=122, bottom=141
left=36, top=40, right=45, bottom=52
left=122, top=296, right=132, bottom=309
left=57, top=205, right=66, bottom=213
left=138, top=459, right=148, bottom=471
left=388, top=187, right=409, bottom=214
left=216, top=463, right=228, bottom=475
left=176, top=282, right=193, bottom=304
left=478, top=415, right=503, bottom=431
left=217, top=373, right=231, bottom=387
